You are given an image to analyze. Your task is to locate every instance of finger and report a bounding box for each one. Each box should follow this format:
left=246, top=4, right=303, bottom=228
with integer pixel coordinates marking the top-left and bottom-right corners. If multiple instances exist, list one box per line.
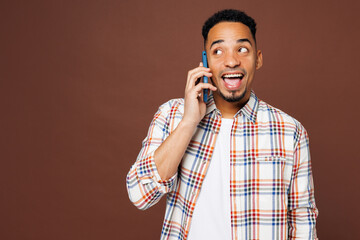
left=193, top=83, right=217, bottom=93
left=187, top=71, right=212, bottom=90
left=187, top=67, right=211, bottom=83
left=186, top=67, right=211, bottom=89
left=187, top=83, right=217, bottom=98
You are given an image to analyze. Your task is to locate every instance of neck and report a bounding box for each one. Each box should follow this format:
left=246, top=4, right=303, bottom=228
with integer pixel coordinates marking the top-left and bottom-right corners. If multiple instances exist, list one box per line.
left=213, top=91, right=251, bottom=119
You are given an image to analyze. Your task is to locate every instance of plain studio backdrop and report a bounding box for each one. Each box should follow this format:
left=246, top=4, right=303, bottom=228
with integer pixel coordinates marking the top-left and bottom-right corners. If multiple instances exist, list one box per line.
left=1, top=0, right=359, bottom=239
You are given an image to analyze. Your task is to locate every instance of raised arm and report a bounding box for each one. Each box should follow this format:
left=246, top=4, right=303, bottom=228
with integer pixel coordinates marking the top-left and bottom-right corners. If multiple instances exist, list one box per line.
left=126, top=63, right=216, bottom=210
left=154, top=63, right=216, bottom=180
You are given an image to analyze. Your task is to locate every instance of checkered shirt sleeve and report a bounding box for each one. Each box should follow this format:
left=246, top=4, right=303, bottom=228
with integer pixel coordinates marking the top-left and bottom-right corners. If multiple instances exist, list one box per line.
left=126, top=100, right=179, bottom=210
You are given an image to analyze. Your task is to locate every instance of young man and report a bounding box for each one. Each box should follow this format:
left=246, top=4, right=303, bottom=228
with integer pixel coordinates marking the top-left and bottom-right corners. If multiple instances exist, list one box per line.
left=126, top=9, right=318, bottom=240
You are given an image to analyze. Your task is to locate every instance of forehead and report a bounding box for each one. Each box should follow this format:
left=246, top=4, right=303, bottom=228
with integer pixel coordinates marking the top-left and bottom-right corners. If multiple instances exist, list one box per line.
left=207, top=22, right=254, bottom=46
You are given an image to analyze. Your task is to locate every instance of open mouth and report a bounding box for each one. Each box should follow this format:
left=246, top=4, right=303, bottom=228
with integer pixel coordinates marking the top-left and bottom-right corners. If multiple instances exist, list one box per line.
left=221, top=73, right=244, bottom=90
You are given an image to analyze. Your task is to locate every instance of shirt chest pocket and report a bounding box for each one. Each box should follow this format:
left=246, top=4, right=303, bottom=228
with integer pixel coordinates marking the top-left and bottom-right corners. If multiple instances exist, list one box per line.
left=253, top=156, right=292, bottom=193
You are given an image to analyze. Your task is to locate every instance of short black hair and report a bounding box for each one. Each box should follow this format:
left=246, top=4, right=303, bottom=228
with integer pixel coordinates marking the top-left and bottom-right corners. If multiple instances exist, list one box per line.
left=202, top=9, right=257, bottom=45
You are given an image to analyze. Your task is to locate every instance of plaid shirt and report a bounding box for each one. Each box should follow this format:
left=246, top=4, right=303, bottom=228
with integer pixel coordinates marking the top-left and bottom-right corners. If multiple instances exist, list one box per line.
left=126, top=91, right=318, bottom=240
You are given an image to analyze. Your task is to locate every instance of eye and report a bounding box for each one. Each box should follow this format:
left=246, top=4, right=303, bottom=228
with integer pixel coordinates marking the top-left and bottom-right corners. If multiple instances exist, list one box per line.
left=239, top=47, right=248, bottom=53
left=214, top=49, right=223, bottom=55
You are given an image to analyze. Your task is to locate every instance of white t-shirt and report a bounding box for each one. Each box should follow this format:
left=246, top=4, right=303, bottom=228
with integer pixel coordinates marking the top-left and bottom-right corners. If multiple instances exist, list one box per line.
left=187, top=118, right=233, bottom=240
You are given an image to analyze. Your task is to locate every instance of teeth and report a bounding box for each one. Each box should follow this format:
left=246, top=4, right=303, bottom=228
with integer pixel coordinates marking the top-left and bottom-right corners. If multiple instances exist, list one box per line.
left=223, top=73, right=243, bottom=78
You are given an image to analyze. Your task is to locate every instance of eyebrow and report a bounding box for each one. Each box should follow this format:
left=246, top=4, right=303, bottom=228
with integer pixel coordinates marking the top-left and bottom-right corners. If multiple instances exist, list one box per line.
left=210, top=38, right=252, bottom=49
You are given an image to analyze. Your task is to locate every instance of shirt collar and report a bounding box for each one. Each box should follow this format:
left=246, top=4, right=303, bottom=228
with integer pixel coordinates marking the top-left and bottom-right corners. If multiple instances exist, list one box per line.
left=205, top=90, right=259, bottom=124
left=205, top=92, right=218, bottom=115
left=237, top=90, right=259, bottom=124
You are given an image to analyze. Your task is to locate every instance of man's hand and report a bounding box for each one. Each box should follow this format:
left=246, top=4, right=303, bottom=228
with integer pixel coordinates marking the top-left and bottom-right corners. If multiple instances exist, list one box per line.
left=153, top=63, right=216, bottom=180
left=183, top=62, right=217, bottom=127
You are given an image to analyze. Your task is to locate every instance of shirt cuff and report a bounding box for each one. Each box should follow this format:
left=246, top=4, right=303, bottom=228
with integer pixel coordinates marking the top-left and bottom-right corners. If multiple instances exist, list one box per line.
left=136, top=151, right=177, bottom=193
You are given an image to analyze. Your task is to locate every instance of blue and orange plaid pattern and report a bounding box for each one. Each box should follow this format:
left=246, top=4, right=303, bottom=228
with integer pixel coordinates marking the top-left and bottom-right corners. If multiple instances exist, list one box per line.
left=126, top=91, right=318, bottom=239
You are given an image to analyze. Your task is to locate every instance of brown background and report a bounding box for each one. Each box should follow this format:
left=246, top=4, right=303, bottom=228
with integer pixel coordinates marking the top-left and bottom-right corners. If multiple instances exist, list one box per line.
left=1, top=0, right=359, bottom=239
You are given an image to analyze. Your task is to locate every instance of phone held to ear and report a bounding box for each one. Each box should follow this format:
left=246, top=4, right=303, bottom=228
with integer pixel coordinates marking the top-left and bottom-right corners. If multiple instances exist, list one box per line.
left=202, top=51, right=208, bottom=102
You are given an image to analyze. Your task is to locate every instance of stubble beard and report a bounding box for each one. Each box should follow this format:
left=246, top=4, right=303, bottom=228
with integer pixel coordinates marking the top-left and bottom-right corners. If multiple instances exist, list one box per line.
left=218, top=89, right=247, bottom=103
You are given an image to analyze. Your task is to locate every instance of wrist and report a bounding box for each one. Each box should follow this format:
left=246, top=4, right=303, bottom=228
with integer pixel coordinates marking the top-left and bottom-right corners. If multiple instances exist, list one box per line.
left=178, top=119, right=198, bottom=134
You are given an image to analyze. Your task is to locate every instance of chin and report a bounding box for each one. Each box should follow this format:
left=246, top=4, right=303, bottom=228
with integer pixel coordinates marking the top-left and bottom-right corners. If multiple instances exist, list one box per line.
left=219, top=90, right=247, bottom=103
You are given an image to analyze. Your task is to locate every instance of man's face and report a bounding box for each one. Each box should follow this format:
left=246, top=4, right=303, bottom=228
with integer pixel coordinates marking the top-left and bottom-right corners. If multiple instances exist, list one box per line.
left=205, top=21, right=263, bottom=104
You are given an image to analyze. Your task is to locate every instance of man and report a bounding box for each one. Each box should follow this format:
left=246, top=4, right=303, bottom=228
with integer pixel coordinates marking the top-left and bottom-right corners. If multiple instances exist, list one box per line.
left=126, top=9, right=318, bottom=240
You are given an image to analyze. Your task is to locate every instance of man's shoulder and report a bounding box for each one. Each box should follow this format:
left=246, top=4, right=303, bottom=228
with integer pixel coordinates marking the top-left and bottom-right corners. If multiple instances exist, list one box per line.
left=156, top=98, right=185, bottom=116
left=257, top=98, right=305, bottom=131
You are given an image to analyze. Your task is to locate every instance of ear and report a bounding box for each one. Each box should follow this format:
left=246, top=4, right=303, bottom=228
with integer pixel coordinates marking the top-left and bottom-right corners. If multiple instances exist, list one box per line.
left=255, top=50, right=263, bottom=69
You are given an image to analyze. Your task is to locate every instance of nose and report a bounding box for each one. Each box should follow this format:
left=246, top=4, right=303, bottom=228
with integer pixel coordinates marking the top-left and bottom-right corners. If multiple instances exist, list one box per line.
left=224, top=52, right=240, bottom=68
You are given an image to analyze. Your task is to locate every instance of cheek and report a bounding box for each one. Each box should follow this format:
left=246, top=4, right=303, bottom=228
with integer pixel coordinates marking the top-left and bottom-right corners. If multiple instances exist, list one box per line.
left=208, top=67, right=218, bottom=79
left=243, top=59, right=257, bottom=73
left=248, top=55, right=258, bottom=67
left=209, top=60, right=222, bottom=72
